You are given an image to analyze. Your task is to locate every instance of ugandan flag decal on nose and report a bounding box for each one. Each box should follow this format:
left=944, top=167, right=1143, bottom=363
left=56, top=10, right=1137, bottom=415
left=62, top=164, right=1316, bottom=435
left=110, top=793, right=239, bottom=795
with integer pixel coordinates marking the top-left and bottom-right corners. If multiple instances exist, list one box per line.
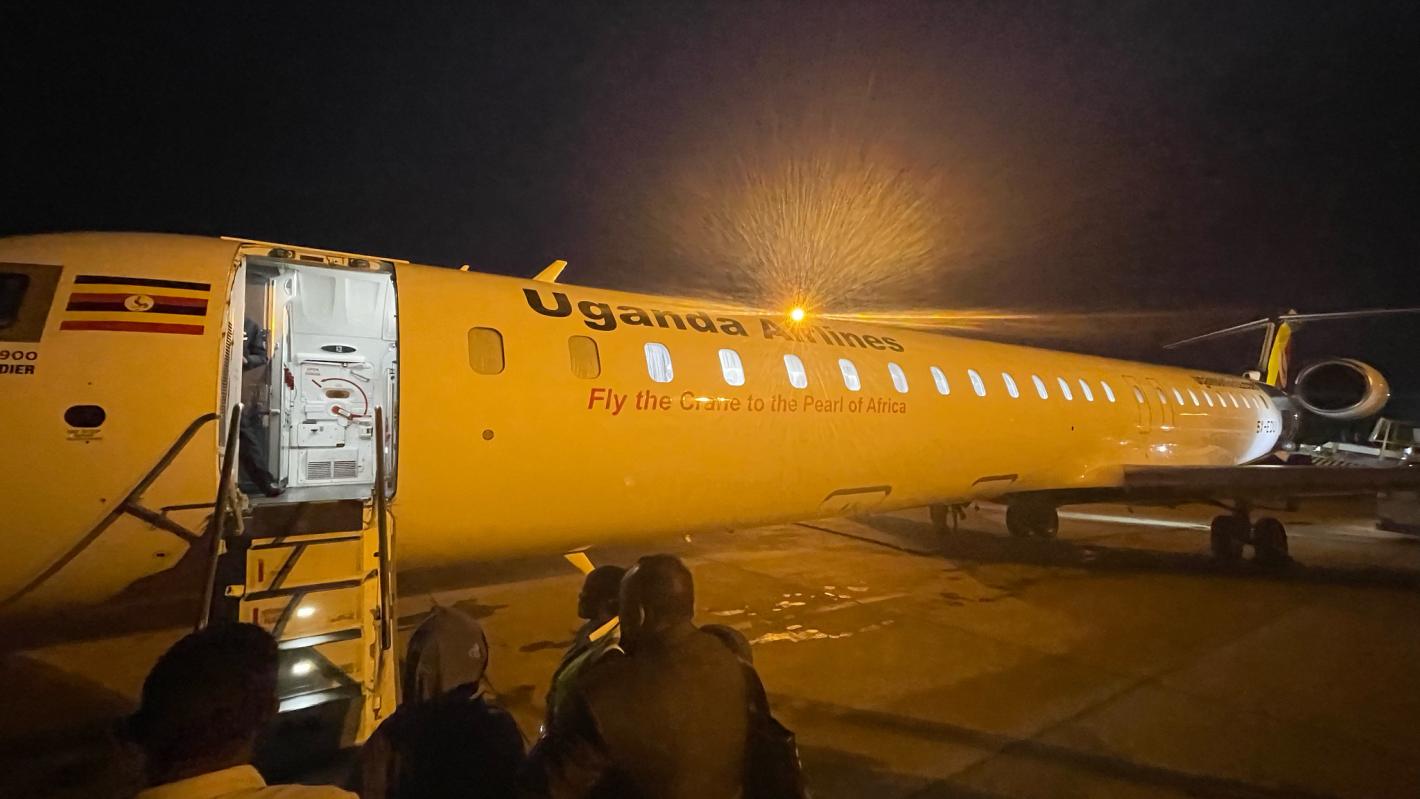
left=60, top=275, right=211, bottom=335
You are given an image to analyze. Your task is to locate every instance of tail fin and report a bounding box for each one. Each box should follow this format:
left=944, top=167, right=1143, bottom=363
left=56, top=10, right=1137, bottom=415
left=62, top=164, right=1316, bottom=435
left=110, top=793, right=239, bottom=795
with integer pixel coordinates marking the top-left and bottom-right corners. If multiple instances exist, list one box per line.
left=1263, top=319, right=1293, bottom=388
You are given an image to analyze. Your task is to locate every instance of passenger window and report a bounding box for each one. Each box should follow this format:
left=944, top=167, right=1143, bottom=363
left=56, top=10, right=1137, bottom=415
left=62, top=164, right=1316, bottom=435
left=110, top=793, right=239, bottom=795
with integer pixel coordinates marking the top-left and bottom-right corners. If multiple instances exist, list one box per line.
left=1078, top=379, right=1094, bottom=402
left=1228, top=392, right=1239, bottom=408
left=1100, top=381, right=1116, bottom=402
left=568, top=335, right=601, bottom=379
left=1187, top=388, right=1200, bottom=406
left=968, top=369, right=987, bottom=397
left=1157, top=389, right=1168, bottom=405
left=888, top=362, right=909, bottom=393
left=718, top=348, right=745, bottom=386
left=784, top=354, right=808, bottom=389
left=1203, top=391, right=1214, bottom=407
left=1032, top=374, right=1048, bottom=399
left=1132, top=386, right=1145, bottom=404
left=467, top=327, right=505, bottom=375
left=1172, top=388, right=1185, bottom=405
left=1057, top=377, right=1073, bottom=401
left=644, top=342, right=674, bottom=383
left=840, top=358, right=862, bottom=391
left=1002, top=372, right=1019, bottom=398
left=930, top=366, right=950, bottom=395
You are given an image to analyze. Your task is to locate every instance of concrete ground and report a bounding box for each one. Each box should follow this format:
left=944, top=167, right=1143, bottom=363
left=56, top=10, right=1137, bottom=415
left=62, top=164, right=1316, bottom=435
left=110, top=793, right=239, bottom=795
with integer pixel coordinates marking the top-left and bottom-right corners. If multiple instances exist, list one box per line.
left=5, top=501, right=1420, bottom=798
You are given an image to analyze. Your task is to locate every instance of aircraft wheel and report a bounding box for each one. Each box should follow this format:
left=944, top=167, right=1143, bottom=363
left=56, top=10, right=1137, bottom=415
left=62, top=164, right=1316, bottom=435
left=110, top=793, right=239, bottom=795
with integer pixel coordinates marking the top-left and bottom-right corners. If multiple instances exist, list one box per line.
left=1252, top=517, right=1289, bottom=565
left=1209, top=515, right=1246, bottom=561
left=930, top=504, right=950, bottom=533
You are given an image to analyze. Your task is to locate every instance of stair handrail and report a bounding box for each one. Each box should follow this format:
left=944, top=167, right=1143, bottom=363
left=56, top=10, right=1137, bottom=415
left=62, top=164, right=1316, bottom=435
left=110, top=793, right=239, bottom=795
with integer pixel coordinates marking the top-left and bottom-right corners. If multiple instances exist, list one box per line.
left=373, top=406, right=394, bottom=654
left=198, top=403, right=244, bottom=630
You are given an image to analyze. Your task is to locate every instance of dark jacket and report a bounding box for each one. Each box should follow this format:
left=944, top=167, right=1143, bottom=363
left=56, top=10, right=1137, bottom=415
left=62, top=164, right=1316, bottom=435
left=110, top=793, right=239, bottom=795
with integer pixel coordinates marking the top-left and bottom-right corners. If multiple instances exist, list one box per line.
left=361, top=686, right=524, bottom=799
left=528, top=624, right=749, bottom=799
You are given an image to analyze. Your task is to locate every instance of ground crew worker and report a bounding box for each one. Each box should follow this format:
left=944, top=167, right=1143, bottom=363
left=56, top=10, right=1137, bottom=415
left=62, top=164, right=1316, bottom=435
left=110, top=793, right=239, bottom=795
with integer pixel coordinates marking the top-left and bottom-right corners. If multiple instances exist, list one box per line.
left=543, top=565, right=625, bottom=730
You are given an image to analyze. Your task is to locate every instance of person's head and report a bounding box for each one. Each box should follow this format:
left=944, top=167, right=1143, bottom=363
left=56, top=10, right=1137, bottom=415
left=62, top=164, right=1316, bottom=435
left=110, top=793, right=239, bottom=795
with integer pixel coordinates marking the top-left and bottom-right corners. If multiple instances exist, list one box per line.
left=403, top=605, right=490, bottom=704
left=577, top=565, right=626, bottom=622
left=129, top=623, right=279, bottom=784
left=619, top=554, right=695, bottom=651
left=701, top=624, right=753, bottom=665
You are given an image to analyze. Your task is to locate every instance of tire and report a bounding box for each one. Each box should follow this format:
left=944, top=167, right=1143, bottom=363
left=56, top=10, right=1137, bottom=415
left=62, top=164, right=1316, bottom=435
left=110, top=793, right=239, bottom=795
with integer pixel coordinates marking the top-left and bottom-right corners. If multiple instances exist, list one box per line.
left=1252, top=517, right=1289, bottom=565
left=1210, top=515, right=1245, bottom=561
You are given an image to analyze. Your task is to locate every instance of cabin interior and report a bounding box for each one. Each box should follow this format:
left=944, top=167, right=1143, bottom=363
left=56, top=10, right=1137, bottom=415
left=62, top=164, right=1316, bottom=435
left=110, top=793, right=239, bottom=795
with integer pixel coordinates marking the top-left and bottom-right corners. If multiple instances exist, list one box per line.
left=237, top=252, right=399, bottom=505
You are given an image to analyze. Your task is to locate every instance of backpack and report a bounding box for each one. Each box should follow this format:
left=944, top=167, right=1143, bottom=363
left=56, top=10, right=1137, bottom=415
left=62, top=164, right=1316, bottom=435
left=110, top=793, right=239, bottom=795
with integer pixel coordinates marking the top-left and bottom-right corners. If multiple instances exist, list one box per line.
left=742, top=664, right=808, bottom=799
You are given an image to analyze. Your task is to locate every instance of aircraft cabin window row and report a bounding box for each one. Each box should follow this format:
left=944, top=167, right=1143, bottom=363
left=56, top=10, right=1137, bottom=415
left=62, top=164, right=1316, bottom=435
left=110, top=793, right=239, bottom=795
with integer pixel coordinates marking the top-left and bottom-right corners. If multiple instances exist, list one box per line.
left=522, top=336, right=1274, bottom=415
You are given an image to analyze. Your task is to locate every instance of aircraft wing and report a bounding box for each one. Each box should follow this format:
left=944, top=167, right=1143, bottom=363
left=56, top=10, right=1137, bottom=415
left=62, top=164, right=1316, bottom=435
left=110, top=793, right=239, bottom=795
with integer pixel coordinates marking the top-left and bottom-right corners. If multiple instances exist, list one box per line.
left=1007, top=465, right=1420, bottom=507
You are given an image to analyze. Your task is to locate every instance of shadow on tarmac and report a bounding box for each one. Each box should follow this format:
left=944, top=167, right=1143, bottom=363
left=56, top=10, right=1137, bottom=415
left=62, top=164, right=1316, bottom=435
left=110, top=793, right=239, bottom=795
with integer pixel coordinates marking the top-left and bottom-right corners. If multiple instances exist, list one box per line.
left=818, top=515, right=1420, bottom=593
left=783, top=696, right=1337, bottom=799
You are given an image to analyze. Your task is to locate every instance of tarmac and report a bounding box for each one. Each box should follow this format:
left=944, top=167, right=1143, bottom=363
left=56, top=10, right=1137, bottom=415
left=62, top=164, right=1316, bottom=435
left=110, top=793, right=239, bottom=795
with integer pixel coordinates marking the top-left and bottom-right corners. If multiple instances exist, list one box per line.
left=5, top=501, right=1420, bottom=798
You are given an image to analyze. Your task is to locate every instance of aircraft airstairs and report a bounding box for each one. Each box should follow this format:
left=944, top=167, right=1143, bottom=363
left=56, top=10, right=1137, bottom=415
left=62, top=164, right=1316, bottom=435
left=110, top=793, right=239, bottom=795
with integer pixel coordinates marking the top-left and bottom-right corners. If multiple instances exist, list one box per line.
left=200, top=407, right=398, bottom=756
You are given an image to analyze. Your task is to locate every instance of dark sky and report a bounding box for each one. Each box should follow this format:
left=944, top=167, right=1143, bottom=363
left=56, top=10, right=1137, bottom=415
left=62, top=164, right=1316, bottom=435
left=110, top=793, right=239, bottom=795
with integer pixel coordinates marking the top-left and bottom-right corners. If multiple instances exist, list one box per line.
left=3, top=2, right=1418, bottom=401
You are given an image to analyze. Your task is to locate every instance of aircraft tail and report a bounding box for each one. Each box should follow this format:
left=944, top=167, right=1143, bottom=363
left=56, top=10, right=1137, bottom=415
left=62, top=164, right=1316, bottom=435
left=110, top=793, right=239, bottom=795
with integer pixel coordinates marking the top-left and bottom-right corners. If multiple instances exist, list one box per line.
left=1263, top=319, right=1293, bottom=388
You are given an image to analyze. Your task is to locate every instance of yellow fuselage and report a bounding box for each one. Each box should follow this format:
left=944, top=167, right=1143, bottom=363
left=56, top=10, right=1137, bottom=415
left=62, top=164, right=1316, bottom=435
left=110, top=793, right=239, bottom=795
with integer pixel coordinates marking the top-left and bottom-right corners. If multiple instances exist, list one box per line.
left=0, top=233, right=1282, bottom=620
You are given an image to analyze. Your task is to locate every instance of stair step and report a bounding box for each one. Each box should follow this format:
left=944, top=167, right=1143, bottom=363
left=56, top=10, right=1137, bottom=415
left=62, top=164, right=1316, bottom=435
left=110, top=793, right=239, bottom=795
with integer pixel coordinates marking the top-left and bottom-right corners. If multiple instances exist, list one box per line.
left=247, top=499, right=365, bottom=538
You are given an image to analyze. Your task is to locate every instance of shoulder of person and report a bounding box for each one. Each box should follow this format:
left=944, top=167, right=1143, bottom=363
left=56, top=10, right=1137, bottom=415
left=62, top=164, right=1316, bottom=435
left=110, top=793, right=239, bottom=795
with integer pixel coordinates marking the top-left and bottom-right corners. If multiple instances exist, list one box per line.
left=576, top=646, right=632, bottom=697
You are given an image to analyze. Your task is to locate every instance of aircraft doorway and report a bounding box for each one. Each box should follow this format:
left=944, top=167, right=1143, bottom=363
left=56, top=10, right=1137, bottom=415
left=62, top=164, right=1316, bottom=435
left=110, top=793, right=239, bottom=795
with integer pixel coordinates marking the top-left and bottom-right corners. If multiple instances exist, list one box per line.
left=240, top=252, right=399, bottom=504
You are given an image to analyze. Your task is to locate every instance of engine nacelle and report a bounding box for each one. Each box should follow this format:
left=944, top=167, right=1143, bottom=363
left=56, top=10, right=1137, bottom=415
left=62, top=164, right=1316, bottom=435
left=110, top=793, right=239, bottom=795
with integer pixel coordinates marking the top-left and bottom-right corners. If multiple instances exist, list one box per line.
left=1293, top=358, right=1391, bottom=420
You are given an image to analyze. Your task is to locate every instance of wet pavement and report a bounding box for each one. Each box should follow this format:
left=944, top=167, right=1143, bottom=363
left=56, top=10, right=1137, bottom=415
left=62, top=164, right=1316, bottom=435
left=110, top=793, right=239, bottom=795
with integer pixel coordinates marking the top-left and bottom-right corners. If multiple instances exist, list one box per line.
left=6, top=502, right=1420, bottom=797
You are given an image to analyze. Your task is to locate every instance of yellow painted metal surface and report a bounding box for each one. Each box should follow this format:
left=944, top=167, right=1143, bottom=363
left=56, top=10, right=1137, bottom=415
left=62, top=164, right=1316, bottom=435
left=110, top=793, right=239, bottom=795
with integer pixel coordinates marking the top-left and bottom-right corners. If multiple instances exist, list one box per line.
left=0, top=233, right=1282, bottom=623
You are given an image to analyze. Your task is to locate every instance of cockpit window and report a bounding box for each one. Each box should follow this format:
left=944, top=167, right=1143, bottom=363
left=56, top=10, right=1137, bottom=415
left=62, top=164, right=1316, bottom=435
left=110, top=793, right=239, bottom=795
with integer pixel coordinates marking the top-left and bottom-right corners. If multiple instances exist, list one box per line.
left=0, top=273, right=29, bottom=329
left=0, top=264, right=61, bottom=342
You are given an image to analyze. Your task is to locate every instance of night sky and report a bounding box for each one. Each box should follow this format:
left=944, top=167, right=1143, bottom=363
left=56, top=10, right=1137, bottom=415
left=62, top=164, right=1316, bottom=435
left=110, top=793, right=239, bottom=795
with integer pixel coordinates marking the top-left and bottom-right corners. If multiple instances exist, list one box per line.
left=3, top=2, right=1418, bottom=407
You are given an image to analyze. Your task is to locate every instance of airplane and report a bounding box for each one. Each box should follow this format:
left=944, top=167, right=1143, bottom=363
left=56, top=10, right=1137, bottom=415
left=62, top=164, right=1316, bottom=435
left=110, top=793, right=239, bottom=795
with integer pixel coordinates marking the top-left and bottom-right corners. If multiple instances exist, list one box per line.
left=4, top=232, right=1419, bottom=738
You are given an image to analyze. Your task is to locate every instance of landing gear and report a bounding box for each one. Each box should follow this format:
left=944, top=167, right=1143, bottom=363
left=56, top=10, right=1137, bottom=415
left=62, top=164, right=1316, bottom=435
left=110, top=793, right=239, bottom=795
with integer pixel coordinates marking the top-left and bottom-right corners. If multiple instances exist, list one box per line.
left=1209, top=514, right=1247, bottom=561
left=1252, top=517, right=1290, bottom=565
left=930, top=503, right=949, bottom=532
left=1006, top=502, right=1059, bottom=539
left=930, top=503, right=966, bottom=534
left=1209, top=510, right=1290, bottom=564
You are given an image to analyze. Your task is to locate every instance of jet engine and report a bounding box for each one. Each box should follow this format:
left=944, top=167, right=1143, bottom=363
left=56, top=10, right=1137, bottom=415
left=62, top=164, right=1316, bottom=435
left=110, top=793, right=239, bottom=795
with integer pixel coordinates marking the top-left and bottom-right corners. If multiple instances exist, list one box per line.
left=1292, top=358, right=1391, bottom=419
